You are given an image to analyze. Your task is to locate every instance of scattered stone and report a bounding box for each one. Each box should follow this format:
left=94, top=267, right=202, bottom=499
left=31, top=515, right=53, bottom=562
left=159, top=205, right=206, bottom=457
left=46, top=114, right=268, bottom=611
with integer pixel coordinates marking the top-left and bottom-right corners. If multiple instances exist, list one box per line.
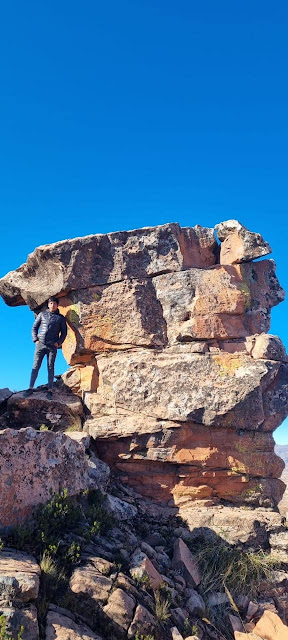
left=208, top=592, right=229, bottom=607
left=45, top=610, right=103, bottom=639
left=170, top=627, right=184, bottom=640
left=228, top=614, right=242, bottom=633
left=127, top=603, right=156, bottom=638
left=65, top=430, right=91, bottom=449
left=70, top=565, right=113, bottom=604
left=86, top=455, right=110, bottom=490
left=185, top=589, right=205, bottom=616
left=141, top=541, right=157, bottom=558
left=170, top=607, right=189, bottom=629
left=269, top=531, right=288, bottom=562
left=172, top=538, right=201, bottom=587
left=105, top=494, right=137, bottom=521
left=235, top=610, right=288, bottom=639
left=103, top=588, right=136, bottom=631
left=129, top=550, right=163, bottom=589
left=246, top=601, right=259, bottom=621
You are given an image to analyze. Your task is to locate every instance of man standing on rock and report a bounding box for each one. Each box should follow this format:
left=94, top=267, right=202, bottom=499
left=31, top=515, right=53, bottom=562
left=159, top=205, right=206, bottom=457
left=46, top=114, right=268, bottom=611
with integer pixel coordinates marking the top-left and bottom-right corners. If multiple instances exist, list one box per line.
left=24, top=296, right=67, bottom=400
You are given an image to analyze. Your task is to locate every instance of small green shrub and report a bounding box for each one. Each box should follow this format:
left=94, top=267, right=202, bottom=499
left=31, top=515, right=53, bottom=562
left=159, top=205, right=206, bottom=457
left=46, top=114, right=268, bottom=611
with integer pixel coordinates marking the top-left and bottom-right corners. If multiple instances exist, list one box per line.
left=39, top=424, right=49, bottom=431
left=154, top=590, right=171, bottom=623
left=0, top=615, right=23, bottom=640
left=134, top=634, right=155, bottom=640
left=134, top=573, right=154, bottom=591
left=183, top=617, right=198, bottom=638
left=86, top=489, right=115, bottom=535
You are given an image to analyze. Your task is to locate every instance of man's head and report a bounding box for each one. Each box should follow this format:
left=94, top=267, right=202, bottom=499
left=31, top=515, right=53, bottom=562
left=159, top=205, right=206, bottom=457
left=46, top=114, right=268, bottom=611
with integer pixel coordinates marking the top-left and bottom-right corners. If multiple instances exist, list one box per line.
left=47, top=296, right=59, bottom=312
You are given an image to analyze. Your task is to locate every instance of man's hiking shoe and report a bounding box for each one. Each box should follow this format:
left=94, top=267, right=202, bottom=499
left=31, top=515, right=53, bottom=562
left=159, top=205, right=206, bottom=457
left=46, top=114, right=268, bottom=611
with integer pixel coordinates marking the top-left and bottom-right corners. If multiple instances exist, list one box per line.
left=47, top=391, right=53, bottom=400
left=23, top=389, right=33, bottom=397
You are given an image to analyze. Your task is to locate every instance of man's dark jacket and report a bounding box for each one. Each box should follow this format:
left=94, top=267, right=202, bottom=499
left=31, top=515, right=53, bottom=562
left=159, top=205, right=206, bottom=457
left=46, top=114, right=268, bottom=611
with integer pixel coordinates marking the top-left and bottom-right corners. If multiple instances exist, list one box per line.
left=32, top=309, right=67, bottom=347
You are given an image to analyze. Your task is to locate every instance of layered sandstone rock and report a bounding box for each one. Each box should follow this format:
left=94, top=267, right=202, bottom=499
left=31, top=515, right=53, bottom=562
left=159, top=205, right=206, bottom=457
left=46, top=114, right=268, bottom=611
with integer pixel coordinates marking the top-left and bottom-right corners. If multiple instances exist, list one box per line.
left=0, top=221, right=287, bottom=510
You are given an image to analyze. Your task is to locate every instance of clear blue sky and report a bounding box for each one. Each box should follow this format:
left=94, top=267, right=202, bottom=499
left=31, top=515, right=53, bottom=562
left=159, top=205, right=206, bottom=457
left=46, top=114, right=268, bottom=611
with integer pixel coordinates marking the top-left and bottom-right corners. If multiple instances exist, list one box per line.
left=0, top=1, right=287, bottom=442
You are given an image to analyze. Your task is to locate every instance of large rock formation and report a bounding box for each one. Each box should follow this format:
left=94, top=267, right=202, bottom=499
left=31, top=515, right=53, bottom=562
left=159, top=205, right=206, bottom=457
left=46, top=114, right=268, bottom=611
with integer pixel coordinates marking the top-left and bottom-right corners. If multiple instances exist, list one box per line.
left=1, top=220, right=287, bottom=511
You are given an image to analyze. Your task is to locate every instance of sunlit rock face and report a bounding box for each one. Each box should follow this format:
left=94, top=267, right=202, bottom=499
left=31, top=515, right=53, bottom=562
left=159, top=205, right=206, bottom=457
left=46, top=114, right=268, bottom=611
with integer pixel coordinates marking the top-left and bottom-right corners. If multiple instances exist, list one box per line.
left=1, top=220, right=287, bottom=509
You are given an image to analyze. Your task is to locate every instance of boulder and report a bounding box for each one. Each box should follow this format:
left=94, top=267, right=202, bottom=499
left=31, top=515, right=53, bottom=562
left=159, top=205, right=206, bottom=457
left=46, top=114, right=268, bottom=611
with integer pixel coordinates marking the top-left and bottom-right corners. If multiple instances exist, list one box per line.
left=129, top=550, right=163, bottom=589
left=0, top=428, right=95, bottom=528
left=215, top=220, right=271, bottom=264
left=103, top=588, right=136, bottom=631
left=70, top=564, right=113, bottom=604
left=185, top=589, right=205, bottom=616
left=234, top=610, right=288, bottom=639
left=7, top=390, right=83, bottom=431
left=105, top=494, right=137, bottom=520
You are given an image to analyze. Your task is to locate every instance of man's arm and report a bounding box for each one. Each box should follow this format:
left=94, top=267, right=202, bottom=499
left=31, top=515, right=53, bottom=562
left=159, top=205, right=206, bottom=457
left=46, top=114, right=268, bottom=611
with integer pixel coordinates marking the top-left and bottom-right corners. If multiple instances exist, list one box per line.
left=56, top=316, right=67, bottom=347
left=31, top=313, right=42, bottom=342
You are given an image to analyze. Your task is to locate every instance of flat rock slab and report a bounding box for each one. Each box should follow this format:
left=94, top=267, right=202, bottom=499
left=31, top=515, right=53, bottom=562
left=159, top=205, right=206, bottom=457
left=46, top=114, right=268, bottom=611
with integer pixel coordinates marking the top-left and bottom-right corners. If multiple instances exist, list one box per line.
left=87, top=347, right=285, bottom=429
left=0, top=549, right=40, bottom=605
left=45, top=611, right=103, bottom=640
left=0, top=427, right=93, bottom=528
left=7, top=391, right=83, bottom=431
left=0, top=223, right=216, bottom=308
left=181, top=506, right=285, bottom=549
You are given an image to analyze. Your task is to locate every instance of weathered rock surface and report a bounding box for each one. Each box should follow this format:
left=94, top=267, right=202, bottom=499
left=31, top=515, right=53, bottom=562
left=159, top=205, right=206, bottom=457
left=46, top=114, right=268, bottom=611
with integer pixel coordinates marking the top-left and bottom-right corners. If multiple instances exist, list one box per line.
left=215, top=219, right=272, bottom=264
left=0, top=548, right=40, bottom=605
left=234, top=610, right=288, bottom=639
left=0, top=427, right=96, bottom=528
left=1, top=221, right=287, bottom=511
left=172, top=539, right=201, bottom=587
left=70, top=563, right=113, bottom=604
left=0, top=604, right=39, bottom=640
left=6, top=390, right=83, bottom=431
left=127, top=604, right=156, bottom=638
left=0, top=223, right=217, bottom=308
left=103, top=588, right=136, bottom=630
left=129, top=550, right=163, bottom=589
left=45, top=610, right=103, bottom=640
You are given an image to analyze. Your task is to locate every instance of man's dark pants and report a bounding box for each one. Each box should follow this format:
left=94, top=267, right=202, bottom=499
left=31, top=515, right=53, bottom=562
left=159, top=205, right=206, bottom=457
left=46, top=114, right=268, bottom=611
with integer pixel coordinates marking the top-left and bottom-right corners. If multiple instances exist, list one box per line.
left=29, top=342, right=57, bottom=390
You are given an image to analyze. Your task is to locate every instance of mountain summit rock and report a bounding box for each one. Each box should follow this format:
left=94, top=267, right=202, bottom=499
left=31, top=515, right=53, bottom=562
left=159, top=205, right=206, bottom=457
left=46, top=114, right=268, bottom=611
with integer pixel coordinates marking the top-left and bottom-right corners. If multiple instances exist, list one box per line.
left=0, top=220, right=287, bottom=512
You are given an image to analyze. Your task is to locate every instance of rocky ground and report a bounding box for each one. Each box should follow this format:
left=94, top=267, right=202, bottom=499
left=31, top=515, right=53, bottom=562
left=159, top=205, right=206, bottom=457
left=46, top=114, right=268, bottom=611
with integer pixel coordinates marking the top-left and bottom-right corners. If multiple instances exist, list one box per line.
left=1, top=479, right=288, bottom=640
left=0, top=387, right=288, bottom=640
